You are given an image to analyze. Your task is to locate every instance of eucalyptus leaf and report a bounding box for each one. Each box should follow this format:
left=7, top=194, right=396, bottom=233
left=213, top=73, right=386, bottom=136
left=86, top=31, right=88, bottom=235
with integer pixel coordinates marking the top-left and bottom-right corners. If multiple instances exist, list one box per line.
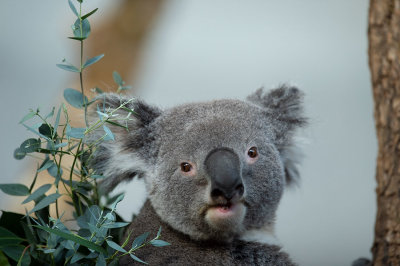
left=149, top=239, right=170, bottom=247
left=28, top=193, right=61, bottom=215
left=71, top=252, right=85, bottom=263
left=73, top=18, right=91, bottom=39
left=112, top=71, right=123, bottom=86
left=22, top=184, right=52, bottom=204
left=31, top=123, right=42, bottom=129
left=81, top=8, right=98, bottom=20
left=47, top=163, right=62, bottom=179
left=105, top=212, right=115, bottom=222
left=53, top=106, right=62, bottom=138
left=64, top=88, right=88, bottom=109
left=45, top=107, right=55, bottom=119
left=54, top=142, right=68, bottom=149
left=102, top=222, right=129, bottom=229
left=129, top=254, right=147, bottom=264
left=106, top=240, right=126, bottom=253
left=111, top=193, right=124, bottom=211
left=2, top=245, right=30, bottom=265
left=68, top=36, right=86, bottom=41
left=106, top=192, right=124, bottom=206
left=120, top=86, right=132, bottom=91
left=0, top=226, right=24, bottom=247
left=121, top=106, right=136, bottom=114
left=56, top=63, right=80, bottom=73
left=20, top=221, right=37, bottom=245
left=22, top=124, right=50, bottom=141
left=0, top=252, right=8, bottom=266
left=83, top=54, right=104, bottom=68
left=60, top=240, right=76, bottom=250
left=13, top=148, right=26, bottom=160
left=0, top=184, right=29, bottom=196
left=131, top=232, right=149, bottom=249
left=19, top=111, right=35, bottom=124
left=103, top=125, right=114, bottom=141
left=38, top=160, right=54, bottom=172
left=39, top=124, right=53, bottom=139
left=66, top=127, right=86, bottom=139
left=37, top=148, right=70, bottom=155
left=91, top=175, right=105, bottom=179
left=94, top=87, right=104, bottom=94
left=156, top=226, right=162, bottom=238
left=42, top=248, right=56, bottom=254
left=20, top=138, right=40, bottom=153
left=68, top=0, right=79, bottom=17
left=34, top=225, right=106, bottom=254
left=106, top=121, right=127, bottom=130
left=96, top=253, right=106, bottom=266
left=15, top=246, right=31, bottom=266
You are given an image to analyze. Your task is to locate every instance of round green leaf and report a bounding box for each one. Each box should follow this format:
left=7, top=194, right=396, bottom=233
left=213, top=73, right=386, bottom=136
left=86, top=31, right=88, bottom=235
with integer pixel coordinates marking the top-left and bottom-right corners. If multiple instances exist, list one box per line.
left=13, top=148, right=26, bottom=160
left=38, top=124, right=53, bottom=139
left=73, top=18, right=91, bottom=39
left=20, top=138, right=40, bottom=153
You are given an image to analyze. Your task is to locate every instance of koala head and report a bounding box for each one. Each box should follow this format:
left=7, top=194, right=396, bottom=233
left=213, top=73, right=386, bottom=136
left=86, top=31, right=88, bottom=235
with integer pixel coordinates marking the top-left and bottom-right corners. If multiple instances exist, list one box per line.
left=90, top=86, right=306, bottom=242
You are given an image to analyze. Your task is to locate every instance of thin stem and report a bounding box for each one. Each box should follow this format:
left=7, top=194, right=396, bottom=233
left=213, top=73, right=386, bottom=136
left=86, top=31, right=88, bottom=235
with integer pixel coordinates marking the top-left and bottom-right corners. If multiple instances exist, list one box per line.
left=80, top=45, right=88, bottom=128
left=55, top=199, right=60, bottom=219
left=18, top=244, right=31, bottom=264
left=69, top=140, right=82, bottom=216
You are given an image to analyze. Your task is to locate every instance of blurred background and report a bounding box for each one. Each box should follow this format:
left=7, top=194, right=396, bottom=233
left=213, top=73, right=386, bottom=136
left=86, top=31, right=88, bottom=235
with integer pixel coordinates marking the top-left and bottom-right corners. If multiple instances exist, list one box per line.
left=0, top=1, right=375, bottom=265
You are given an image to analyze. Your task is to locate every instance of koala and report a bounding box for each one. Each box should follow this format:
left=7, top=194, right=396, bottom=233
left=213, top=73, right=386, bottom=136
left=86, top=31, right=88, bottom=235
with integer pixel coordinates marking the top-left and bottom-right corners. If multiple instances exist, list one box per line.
left=90, top=86, right=306, bottom=265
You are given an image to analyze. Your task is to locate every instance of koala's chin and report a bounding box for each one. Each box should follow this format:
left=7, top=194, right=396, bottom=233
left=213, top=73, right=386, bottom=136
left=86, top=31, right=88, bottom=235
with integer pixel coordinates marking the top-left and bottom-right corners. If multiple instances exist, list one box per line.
left=205, top=202, right=246, bottom=234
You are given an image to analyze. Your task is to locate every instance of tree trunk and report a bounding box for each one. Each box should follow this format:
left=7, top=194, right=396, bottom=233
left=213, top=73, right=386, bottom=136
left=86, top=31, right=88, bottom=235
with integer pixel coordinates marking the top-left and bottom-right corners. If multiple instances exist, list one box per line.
left=368, top=0, right=400, bottom=265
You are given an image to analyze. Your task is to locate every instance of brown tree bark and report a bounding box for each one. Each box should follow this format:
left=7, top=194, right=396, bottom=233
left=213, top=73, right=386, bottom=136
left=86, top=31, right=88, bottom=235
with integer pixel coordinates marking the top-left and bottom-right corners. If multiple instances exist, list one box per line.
left=369, top=0, right=400, bottom=265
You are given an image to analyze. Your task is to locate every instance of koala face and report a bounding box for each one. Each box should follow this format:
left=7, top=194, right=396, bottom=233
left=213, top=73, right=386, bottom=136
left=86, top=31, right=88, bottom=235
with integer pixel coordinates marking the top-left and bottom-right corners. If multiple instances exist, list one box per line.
left=90, top=86, right=306, bottom=242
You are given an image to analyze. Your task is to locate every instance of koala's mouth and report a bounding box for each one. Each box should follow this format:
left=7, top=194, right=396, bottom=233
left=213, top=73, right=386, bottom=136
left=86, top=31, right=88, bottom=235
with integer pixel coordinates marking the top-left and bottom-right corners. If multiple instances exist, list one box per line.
left=205, top=201, right=246, bottom=230
left=214, top=202, right=233, bottom=213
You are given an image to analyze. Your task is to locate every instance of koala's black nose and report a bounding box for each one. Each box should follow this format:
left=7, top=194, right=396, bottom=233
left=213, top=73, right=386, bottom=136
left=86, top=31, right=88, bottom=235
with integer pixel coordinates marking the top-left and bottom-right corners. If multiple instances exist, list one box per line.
left=205, top=148, right=244, bottom=201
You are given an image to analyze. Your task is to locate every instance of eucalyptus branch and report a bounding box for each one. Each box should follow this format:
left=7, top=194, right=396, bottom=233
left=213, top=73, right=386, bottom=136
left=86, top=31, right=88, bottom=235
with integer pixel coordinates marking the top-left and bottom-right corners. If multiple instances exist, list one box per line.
left=1, top=1, right=169, bottom=264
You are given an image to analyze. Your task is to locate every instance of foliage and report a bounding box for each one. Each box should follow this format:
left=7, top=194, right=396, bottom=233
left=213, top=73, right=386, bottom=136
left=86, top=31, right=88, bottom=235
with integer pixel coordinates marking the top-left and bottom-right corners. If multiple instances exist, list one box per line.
left=0, top=1, right=168, bottom=264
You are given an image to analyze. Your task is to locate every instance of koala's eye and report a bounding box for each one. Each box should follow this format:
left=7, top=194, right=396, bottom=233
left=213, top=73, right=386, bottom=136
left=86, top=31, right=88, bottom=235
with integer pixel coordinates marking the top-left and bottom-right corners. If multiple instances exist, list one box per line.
left=180, top=162, right=192, bottom=172
left=247, top=147, right=258, bottom=158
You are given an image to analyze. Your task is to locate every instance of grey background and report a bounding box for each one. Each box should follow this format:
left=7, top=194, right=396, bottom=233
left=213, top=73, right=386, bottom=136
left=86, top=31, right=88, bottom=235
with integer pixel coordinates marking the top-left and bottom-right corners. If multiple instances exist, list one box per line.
left=0, top=1, right=376, bottom=266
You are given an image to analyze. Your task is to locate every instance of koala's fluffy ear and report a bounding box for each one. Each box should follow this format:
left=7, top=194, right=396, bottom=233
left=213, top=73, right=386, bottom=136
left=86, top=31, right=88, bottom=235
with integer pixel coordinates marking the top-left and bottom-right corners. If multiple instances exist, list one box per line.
left=88, top=93, right=162, bottom=193
left=247, top=86, right=307, bottom=186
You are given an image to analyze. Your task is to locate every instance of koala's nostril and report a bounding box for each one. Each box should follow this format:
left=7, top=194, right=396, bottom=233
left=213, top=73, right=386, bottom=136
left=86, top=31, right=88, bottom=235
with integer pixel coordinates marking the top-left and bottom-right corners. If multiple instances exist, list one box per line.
left=211, top=188, right=225, bottom=200
left=236, top=184, right=244, bottom=197
left=210, top=183, right=244, bottom=201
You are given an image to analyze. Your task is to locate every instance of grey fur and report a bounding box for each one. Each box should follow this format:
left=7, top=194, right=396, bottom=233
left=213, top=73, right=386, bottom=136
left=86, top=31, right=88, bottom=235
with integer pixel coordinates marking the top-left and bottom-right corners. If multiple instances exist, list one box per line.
left=89, top=85, right=306, bottom=265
